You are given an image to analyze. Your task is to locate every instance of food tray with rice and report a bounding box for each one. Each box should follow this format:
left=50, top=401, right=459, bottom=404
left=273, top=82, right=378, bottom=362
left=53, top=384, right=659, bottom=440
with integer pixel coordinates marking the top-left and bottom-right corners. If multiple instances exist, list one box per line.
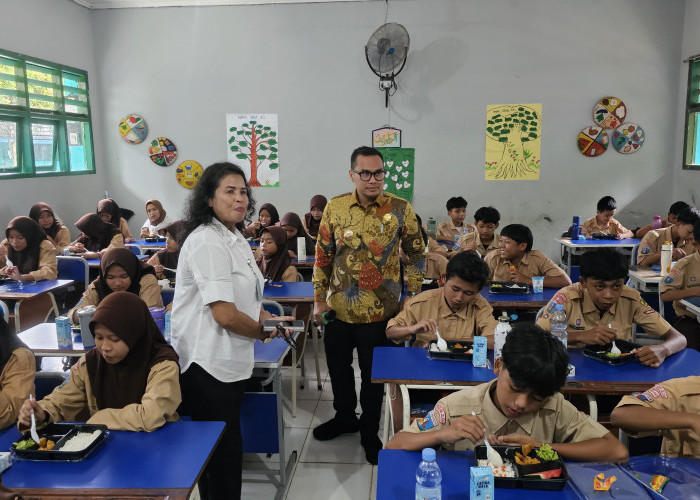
left=0, top=276, right=17, bottom=285
left=474, top=444, right=569, bottom=490
left=427, top=341, right=473, bottom=362
left=144, top=236, right=167, bottom=243
left=11, top=423, right=108, bottom=461
left=488, top=282, right=529, bottom=294
left=582, top=339, right=640, bottom=365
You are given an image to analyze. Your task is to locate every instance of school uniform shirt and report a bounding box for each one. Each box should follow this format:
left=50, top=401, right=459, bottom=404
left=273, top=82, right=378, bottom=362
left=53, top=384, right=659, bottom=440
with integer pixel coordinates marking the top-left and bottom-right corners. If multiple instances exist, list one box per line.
left=387, top=288, right=497, bottom=347
left=37, top=356, right=180, bottom=432
left=437, top=220, right=475, bottom=242
left=401, top=380, right=608, bottom=451
left=615, top=376, right=700, bottom=457
left=171, top=218, right=265, bottom=383
left=118, top=217, right=133, bottom=241
left=635, top=218, right=671, bottom=239
left=48, top=226, right=72, bottom=254
left=424, top=252, right=448, bottom=280
left=457, top=232, right=501, bottom=257
left=581, top=216, right=630, bottom=236
left=535, top=283, right=671, bottom=342
left=659, top=252, right=700, bottom=319
left=70, top=233, right=124, bottom=254
left=67, top=274, right=163, bottom=321
left=281, top=265, right=299, bottom=282
left=0, top=348, right=35, bottom=430
left=0, top=239, right=58, bottom=281
left=637, top=226, right=696, bottom=266
left=140, top=215, right=174, bottom=237
left=484, top=250, right=567, bottom=282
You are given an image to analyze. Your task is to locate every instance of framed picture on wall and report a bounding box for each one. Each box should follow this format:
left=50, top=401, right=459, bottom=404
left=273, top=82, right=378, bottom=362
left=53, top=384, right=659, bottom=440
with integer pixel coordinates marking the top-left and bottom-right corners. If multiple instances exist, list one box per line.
left=372, top=126, right=401, bottom=148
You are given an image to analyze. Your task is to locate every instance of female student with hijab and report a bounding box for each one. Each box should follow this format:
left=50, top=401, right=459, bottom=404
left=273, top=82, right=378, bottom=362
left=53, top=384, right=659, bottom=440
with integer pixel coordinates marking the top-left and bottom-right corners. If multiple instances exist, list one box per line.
left=139, top=199, right=174, bottom=238
left=147, top=220, right=184, bottom=280
left=0, top=216, right=58, bottom=282
left=29, top=202, right=71, bottom=254
left=69, top=213, right=124, bottom=259
left=18, top=292, right=180, bottom=432
left=257, top=226, right=298, bottom=282
left=303, top=194, right=327, bottom=239
left=172, top=162, right=293, bottom=500
left=68, top=247, right=162, bottom=323
left=0, top=316, right=35, bottom=429
left=97, top=198, right=133, bottom=242
left=244, top=202, right=279, bottom=239
left=280, top=212, right=316, bottom=258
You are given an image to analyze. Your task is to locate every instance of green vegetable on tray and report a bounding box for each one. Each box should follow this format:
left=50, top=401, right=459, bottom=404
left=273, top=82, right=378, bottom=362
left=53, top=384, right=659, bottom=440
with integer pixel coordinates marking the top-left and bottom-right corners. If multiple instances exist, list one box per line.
left=13, top=438, right=36, bottom=450
left=535, top=443, right=559, bottom=461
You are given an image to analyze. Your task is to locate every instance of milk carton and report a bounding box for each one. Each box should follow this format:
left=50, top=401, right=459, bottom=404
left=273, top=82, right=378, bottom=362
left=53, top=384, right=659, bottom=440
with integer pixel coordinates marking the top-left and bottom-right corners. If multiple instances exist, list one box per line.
left=472, top=336, right=487, bottom=368
left=470, top=466, right=494, bottom=500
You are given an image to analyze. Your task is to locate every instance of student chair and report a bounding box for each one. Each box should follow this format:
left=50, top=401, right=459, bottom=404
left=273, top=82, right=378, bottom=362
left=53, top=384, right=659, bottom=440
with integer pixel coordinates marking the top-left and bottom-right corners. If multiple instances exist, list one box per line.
left=56, top=256, right=90, bottom=307
left=35, top=371, right=68, bottom=400
left=0, top=300, right=8, bottom=323
left=14, top=293, right=60, bottom=333
left=126, top=244, right=142, bottom=256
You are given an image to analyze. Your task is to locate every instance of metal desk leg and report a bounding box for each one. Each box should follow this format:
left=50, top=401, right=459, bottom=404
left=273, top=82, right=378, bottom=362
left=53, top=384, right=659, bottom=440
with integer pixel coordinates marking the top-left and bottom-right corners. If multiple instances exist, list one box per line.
left=291, top=348, right=297, bottom=418
left=274, top=366, right=286, bottom=486
left=383, top=383, right=391, bottom=444
left=587, top=395, right=598, bottom=421
left=400, top=384, right=411, bottom=431
left=313, top=324, right=323, bottom=390
left=618, top=428, right=629, bottom=449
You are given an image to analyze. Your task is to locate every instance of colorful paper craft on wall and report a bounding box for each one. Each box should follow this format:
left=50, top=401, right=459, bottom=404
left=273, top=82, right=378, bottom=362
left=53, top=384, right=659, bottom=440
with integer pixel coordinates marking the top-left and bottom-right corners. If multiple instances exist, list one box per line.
left=148, top=137, right=178, bottom=166
left=226, top=113, right=279, bottom=187
left=612, top=123, right=645, bottom=154
left=372, top=127, right=401, bottom=148
left=485, top=103, right=542, bottom=181
left=175, top=160, right=203, bottom=189
left=593, top=97, right=626, bottom=129
left=577, top=126, right=609, bottom=157
left=378, top=147, right=414, bottom=201
left=118, top=114, right=148, bottom=144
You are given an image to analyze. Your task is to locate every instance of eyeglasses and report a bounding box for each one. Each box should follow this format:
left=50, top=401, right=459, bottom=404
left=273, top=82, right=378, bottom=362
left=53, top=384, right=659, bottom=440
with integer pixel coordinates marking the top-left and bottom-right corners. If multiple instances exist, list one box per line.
left=353, top=169, right=387, bottom=181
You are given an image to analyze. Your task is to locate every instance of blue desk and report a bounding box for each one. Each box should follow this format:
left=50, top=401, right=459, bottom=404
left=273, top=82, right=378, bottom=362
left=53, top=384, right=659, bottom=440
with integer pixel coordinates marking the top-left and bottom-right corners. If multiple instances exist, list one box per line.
left=131, top=238, right=167, bottom=250
left=0, top=421, right=223, bottom=497
left=0, top=279, right=73, bottom=300
left=480, top=287, right=558, bottom=310
left=0, top=280, right=73, bottom=333
left=263, top=281, right=314, bottom=304
left=681, top=296, right=700, bottom=318
left=558, top=238, right=641, bottom=277
left=291, top=257, right=315, bottom=267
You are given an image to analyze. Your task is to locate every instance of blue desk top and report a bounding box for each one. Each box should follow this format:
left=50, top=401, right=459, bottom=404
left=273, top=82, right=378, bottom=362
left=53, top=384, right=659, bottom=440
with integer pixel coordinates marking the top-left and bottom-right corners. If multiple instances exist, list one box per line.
left=291, top=257, right=316, bottom=265
left=263, top=281, right=314, bottom=300
left=684, top=296, right=700, bottom=308
left=254, top=336, right=294, bottom=365
left=480, top=287, right=558, bottom=305
left=568, top=238, right=640, bottom=246
left=0, top=279, right=73, bottom=297
left=131, top=238, right=167, bottom=248
left=0, top=421, right=224, bottom=491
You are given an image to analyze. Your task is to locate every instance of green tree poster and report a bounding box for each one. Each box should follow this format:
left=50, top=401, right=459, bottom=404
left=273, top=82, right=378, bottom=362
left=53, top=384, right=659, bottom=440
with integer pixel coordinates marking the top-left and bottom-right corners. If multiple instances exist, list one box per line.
left=378, top=147, right=414, bottom=202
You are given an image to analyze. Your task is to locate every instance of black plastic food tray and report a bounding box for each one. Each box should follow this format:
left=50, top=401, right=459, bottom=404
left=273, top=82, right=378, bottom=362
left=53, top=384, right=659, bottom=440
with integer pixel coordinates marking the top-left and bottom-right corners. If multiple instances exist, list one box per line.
left=0, top=276, right=17, bottom=285
left=489, top=282, right=529, bottom=294
left=582, top=339, right=640, bottom=365
left=427, top=341, right=473, bottom=362
left=144, top=236, right=166, bottom=242
left=590, top=233, right=617, bottom=240
left=11, top=423, right=108, bottom=461
left=474, top=445, right=568, bottom=491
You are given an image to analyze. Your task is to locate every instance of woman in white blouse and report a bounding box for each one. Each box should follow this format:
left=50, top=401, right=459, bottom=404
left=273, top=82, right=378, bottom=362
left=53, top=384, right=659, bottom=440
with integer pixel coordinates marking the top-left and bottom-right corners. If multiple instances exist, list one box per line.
left=171, top=162, right=292, bottom=500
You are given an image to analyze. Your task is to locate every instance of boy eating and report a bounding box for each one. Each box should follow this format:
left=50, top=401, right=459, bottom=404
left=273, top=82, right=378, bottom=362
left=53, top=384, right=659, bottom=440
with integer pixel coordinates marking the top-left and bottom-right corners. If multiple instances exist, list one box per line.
left=437, top=196, right=473, bottom=242
left=581, top=196, right=634, bottom=239
left=637, top=206, right=699, bottom=267
left=635, top=201, right=690, bottom=239
left=457, top=206, right=501, bottom=258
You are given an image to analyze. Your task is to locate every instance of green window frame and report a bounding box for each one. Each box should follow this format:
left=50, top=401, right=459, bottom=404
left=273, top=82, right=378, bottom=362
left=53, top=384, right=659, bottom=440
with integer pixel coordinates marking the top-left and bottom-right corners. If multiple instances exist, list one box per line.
left=683, top=58, right=700, bottom=170
left=0, top=48, right=95, bottom=179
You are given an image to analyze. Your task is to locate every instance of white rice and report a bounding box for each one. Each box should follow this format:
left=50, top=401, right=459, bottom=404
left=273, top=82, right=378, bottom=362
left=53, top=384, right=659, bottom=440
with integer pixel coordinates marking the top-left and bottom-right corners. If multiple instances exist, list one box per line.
left=477, top=458, right=517, bottom=478
left=59, top=430, right=101, bottom=452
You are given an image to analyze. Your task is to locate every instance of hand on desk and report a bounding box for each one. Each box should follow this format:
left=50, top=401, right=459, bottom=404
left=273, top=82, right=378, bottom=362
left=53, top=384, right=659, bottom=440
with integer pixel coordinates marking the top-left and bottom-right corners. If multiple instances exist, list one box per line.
left=18, top=398, right=47, bottom=432
left=633, top=345, right=667, bottom=368
left=70, top=242, right=85, bottom=253
left=509, top=269, right=531, bottom=285
left=439, top=414, right=486, bottom=446
left=1, top=266, right=22, bottom=281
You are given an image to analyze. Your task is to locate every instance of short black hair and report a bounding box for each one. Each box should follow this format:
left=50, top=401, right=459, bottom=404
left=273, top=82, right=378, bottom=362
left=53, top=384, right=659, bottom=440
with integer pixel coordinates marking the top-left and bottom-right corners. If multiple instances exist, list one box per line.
left=446, top=196, right=468, bottom=211
left=415, top=214, right=428, bottom=246
left=694, top=220, right=700, bottom=241
left=596, top=196, right=617, bottom=212
left=500, top=224, right=533, bottom=252
left=676, top=207, right=700, bottom=226
left=669, top=201, right=690, bottom=215
left=473, top=206, right=501, bottom=225
left=579, top=248, right=628, bottom=280
left=445, top=251, right=488, bottom=289
left=350, top=146, right=383, bottom=170
left=501, top=323, right=569, bottom=399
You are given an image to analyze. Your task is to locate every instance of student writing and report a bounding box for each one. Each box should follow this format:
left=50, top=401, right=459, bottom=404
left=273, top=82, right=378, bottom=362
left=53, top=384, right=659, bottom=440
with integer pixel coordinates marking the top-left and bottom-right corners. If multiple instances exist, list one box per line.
left=0, top=216, right=58, bottom=282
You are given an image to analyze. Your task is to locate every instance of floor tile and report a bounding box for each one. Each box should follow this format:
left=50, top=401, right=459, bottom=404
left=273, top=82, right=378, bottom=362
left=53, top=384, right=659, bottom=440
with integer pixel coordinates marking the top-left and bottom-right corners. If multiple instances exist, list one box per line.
left=285, top=463, right=373, bottom=500
left=242, top=462, right=289, bottom=499
left=283, top=395, right=319, bottom=428
left=243, top=427, right=309, bottom=465
left=281, top=374, right=325, bottom=401
left=370, top=465, right=378, bottom=500
left=300, top=430, right=367, bottom=465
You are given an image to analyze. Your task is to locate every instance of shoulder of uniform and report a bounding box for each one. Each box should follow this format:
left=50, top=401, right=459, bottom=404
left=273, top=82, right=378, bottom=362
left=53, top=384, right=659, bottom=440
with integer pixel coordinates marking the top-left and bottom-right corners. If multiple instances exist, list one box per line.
left=528, top=250, right=547, bottom=259
left=408, top=288, right=441, bottom=305
left=620, top=285, right=641, bottom=300
left=40, top=239, right=55, bottom=250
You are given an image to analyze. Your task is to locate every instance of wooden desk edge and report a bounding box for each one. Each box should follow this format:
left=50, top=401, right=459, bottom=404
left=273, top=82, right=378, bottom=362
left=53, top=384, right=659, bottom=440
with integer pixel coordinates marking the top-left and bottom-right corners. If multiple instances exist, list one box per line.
left=13, top=486, right=191, bottom=499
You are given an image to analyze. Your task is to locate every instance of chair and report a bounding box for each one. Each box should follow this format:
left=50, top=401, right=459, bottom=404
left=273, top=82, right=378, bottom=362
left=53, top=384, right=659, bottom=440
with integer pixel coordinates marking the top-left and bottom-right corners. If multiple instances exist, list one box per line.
left=56, top=256, right=90, bottom=308
left=0, top=301, right=8, bottom=323
left=35, top=371, right=68, bottom=399
left=14, top=293, right=60, bottom=333
left=126, top=244, right=142, bottom=256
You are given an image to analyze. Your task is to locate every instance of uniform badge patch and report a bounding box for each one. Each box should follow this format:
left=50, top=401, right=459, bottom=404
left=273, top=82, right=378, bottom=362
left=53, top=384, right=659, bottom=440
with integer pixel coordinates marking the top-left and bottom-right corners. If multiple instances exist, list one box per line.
left=640, top=246, right=651, bottom=255
left=663, top=275, right=675, bottom=284
left=576, top=319, right=581, bottom=326
left=632, top=392, right=652, bottom=402
left=691, top=277, right=696, bottom=283
left=417, top=413, right=437, bottom=431
left=645, top=384, right=668, bottom=400
left=434, top=405, right=446, bottom=425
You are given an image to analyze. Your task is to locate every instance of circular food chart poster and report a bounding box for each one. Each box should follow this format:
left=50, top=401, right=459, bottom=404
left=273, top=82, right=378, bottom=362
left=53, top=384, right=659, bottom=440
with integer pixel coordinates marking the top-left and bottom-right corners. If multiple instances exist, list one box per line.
left=175, top=160, right=203, bottom=189
left=118, top=114, right=148, bottom=144
left=592, top=97, right=626, bottom=129
left=148, top=137, right=178, bottom=166
left=612, top=123, right=645, bottom=154
left=577, top=126, right=609, bottom=157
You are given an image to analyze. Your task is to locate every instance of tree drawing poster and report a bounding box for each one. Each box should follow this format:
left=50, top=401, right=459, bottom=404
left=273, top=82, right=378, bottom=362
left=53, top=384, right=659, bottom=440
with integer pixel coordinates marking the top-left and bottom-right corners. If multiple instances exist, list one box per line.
left=378, top=147, right=414, bottom=202
left=485, top=103, right=542, bottom=181
left=226, top=113, right=279, bottom=187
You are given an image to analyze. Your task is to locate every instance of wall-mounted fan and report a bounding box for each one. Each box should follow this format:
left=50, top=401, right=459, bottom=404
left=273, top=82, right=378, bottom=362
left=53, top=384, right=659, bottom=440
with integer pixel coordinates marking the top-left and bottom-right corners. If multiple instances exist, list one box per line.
left=365, top=23, right=410, bottom=108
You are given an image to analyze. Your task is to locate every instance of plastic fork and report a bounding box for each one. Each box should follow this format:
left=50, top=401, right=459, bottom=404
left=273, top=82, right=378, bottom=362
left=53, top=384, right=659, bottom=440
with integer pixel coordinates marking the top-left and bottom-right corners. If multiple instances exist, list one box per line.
left=472, top=411, right=503, bottom=466
left=29, top=394, right=40, bottom=444
left=435, top=327, right=448, bottom=352
left=608, top=324, right=621, bottom=355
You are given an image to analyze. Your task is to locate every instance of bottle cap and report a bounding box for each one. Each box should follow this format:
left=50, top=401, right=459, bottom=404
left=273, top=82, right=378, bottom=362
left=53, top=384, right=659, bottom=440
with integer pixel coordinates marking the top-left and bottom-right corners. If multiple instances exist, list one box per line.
left=422, top=448, right=436, bottom=461
left=499, top=312, right=509, bottom=322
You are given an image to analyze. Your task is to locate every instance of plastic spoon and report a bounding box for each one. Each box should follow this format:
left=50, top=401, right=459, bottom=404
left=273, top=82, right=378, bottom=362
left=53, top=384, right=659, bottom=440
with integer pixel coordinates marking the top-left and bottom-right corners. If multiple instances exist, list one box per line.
left=472, top=411, right=503, bottom=467
left=608, top=324, right=621, bottom=355
left=29, top=394, right=40, bottom=444
left=435, top=327, right=448, bottom=352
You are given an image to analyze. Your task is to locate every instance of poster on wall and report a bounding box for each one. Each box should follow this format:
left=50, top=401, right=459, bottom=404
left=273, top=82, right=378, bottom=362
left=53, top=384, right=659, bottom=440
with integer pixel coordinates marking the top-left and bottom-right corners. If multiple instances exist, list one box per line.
left=372, top=126, right=401, bottom=148
left=378, top=147, right=414, bottom=202
left=485, top=103, right=541, bottom=181
left=226, top=113, right=279, bottom=187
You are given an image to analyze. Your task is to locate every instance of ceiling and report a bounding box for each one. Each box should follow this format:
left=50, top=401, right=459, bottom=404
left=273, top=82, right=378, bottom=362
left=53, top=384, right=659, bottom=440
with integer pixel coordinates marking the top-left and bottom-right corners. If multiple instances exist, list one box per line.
left=71, top=0, right=374, bottom=8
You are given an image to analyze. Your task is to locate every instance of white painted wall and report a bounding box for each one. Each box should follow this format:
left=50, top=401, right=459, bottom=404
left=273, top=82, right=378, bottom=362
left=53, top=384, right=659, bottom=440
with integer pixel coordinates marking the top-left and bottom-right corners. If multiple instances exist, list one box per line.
left=0, top=0, right=107, bottom=238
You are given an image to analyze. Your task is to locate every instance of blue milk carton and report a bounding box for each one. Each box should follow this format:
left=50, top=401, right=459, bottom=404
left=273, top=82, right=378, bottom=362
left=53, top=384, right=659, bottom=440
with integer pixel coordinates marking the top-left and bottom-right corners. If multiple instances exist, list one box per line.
left=472, top=336, right=487, bottom=368
left=470, top=466, right=494, bottom=500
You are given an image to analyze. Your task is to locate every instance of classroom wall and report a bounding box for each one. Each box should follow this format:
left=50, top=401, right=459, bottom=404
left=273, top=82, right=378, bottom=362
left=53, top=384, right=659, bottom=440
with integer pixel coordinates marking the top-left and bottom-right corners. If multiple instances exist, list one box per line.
left=0, top=0, right=108, bottom=238
left=673, top=0, right=700, bottom=207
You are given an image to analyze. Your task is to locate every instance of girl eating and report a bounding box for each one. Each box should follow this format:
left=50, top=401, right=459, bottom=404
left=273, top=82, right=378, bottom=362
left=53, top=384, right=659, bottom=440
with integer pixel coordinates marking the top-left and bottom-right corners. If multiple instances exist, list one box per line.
left=97, top=198, right=133, bottom=242
left=280, top=211, right=316, bottom=258
left=29, top=202, right=71, bottom=255
left=69, top=213, right=124, bottom=259
left=0, top=216, right=58, bottom=282
left=147, top=220, right=184, bottom=280
left=245, top=202, right=279, bottom=239
left=0, top=316, right=35, bottom=429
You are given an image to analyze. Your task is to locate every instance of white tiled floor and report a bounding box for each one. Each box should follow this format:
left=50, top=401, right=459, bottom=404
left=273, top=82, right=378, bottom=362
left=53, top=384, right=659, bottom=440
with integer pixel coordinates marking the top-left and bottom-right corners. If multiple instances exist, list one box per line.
left=241, top=339, right=381, bottom=500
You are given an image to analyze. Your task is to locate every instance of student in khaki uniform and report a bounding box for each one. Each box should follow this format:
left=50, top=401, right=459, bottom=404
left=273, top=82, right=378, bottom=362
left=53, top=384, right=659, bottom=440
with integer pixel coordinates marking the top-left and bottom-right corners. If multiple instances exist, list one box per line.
left=536, top=248, right=686, bottom=367
left=437, top=196, right=474, bottom=243
left=387, top=324, right=629, bottom=463
left=635, top=201, right=689, bottom=239
left=29, top=202, right=71, bottom=255
left=637, top=206, right=699, bottom=267
left=659, top=220, right=700, bottom=350
left=18, top=292, right=180, bottom=432
left=0, top=216, right=58, bottom=282
left=581, top=196, right=634, bottom=238
left=69, top=213, right=125, bottom=260
left=256, top=226, right=298, bottom=282
left=97, top=198, right=133, bottom=242
left=0, top=316, right=35, bottom=429
left=484, top=224, right=571, bottom=289
left=410, top=215, right=449, bottom=280
left=611, top=376, right=700, bottom=458
left=68, top=247, right=162, bottom=323
left=457, top=206, right=501, bottom=258
left=388, top=251, right=497, bottom=347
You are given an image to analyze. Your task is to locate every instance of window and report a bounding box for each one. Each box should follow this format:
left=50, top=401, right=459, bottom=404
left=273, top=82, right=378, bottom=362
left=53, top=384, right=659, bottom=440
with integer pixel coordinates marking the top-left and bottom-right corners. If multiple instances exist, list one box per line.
left=683, top=58, right=700, bottom=170
left=0, top=49, right=94, bottom=178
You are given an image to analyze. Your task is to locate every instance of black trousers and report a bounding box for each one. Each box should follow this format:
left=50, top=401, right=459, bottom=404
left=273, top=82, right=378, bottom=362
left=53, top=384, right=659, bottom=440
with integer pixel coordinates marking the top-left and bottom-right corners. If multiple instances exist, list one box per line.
left=179, top=362, right=246, bottom=500
left=673, top=316, right=700, bottom=351
left=324, top=319, right=388, bottom=439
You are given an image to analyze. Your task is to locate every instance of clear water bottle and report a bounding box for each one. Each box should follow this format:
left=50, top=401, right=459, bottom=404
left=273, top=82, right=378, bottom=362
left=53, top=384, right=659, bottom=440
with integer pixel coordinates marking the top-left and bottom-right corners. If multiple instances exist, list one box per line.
left=551, top=304, right=567, bottom=348
left=453, top=233, right=461, bottom=251
left=164, top=311, right=171, bottom=343
left=651, top=215, right=662, bottom=230
left=415, top=448, right=441, bottom=500
left=493, top=312, right=511, bottom=369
